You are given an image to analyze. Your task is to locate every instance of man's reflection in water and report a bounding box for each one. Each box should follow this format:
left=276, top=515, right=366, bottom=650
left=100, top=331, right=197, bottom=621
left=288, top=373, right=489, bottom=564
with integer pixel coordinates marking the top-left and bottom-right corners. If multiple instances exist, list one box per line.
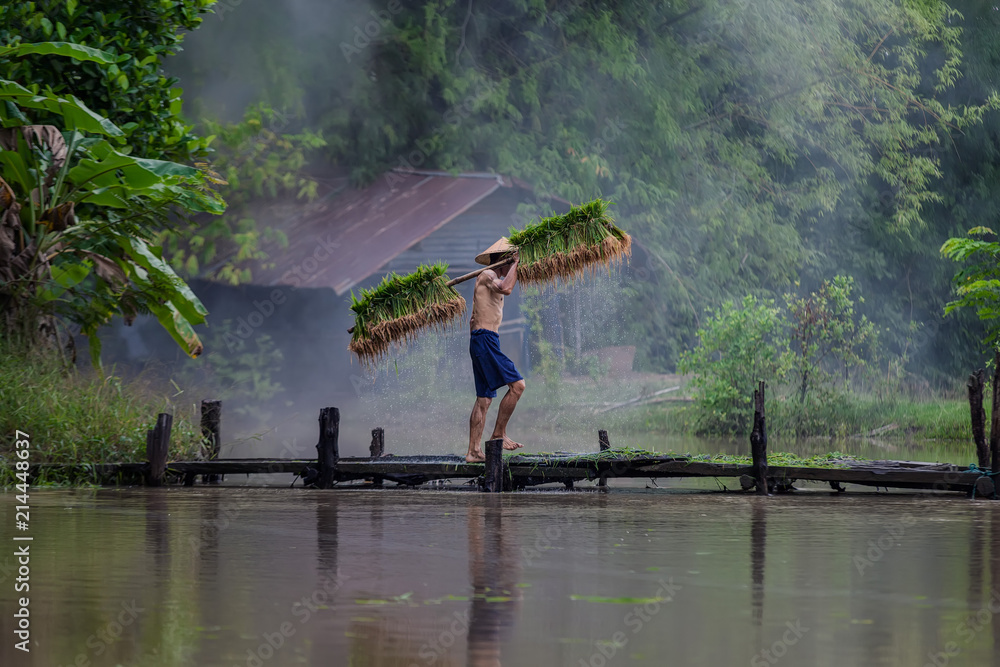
left=467, top=498, right=522, bottom=667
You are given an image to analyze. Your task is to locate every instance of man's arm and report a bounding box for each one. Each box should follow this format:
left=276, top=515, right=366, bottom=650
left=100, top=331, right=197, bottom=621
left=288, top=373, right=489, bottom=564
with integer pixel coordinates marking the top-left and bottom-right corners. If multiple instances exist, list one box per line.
left=492, top=256, right=518, bottom=295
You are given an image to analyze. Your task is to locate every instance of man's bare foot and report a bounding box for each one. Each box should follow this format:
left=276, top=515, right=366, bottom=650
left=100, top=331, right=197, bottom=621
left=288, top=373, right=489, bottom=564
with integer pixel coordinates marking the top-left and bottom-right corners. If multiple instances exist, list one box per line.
left=500, top=436, right=523, bottom=451
left=466, top=449, right=486, bottom=463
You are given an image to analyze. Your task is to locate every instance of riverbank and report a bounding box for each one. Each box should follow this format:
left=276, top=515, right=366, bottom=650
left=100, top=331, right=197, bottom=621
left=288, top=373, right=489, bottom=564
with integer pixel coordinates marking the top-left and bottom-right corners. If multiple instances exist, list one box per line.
left=0, top=345, right=203, bottom=484
left=625, top=394, right=974, bottom=441
left=0, top=347, right=979, bottom=487
left=352, top=368, right=975, bottom=443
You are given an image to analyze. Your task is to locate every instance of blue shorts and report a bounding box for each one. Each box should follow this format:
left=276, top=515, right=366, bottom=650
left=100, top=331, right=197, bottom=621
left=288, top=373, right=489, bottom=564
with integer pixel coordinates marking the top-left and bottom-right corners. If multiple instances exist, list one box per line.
left=470, top=329, right=523, bottom=398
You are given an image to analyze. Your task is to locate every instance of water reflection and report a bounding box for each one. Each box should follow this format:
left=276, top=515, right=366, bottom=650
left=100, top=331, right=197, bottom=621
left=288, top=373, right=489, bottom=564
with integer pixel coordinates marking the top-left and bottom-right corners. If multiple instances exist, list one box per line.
left=467, top=500, right=520, bottom=666
left=750, top=500, right=766, bottom=627
left=340, top=497, right=522, bottom=666
left=993, top=510, right=1000, bottom=667
left=8, top=490, right=1000, bottom=666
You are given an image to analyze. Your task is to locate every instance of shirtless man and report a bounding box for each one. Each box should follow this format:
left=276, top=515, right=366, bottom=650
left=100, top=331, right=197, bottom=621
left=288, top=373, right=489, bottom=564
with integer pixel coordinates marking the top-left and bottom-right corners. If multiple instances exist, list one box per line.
left=466, top=239, right=526, bottom=463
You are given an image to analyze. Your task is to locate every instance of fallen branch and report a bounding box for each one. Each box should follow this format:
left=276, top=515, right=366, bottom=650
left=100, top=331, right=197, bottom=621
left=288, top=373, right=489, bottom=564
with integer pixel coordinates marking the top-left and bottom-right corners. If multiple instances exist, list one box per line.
left=593, top=386, right=681, bottom=414
left=850, top=423, right=898, bottom=438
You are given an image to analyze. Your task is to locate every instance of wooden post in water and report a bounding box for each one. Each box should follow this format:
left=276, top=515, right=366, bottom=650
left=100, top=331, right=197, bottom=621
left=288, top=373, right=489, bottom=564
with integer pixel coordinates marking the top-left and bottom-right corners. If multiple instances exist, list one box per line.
left=750, top=381, right=769, bottom=495
left=484, top=438, right=505, bottom=492
left=968, top=370, right=989, bottom=470
left=370, top=428, right=385, bottom=457
left=145, top=413, right=172, bottom=487
left=316, top=407, right=340, bottom=489
left=598, top=429, right=610, bottom=489
left=992, top=352, right=1000, bottom=477
left=202, top=399, right=222, bottom=484
left=370, top=427, right=385, bottom=487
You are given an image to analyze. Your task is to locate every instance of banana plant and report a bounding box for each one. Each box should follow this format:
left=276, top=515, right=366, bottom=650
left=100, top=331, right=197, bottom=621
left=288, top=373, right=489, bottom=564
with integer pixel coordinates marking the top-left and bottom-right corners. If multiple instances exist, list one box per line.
left=0, top=46, right=225, bottom=366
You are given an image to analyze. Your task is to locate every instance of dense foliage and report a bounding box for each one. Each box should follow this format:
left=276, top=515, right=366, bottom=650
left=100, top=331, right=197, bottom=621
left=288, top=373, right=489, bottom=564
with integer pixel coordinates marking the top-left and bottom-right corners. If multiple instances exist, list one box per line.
left=0, top=0, right=217, bottom=162
left=680, top=277, right=882, bottom=434
left=679, top=294, right=790, bottom=434
left=0, top=10, right=226, bottom=368
left=0, top=65, right=225, bottom=365
left=941, top=226, right=1000, bottom=347
left=156, top=104, right=326, bottom=285
left=169, top=0, right=1000, bottom=382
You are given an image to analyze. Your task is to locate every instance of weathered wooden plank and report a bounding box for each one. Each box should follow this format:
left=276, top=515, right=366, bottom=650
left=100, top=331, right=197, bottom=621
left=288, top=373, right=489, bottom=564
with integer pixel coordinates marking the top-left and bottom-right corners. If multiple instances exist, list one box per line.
left=633, top=461, right=979, bottom=488
left=20, top=451, right=983, bottom=493
left=168, top=459, right=315, bottom=474
left=337, top=460, right=483, bottom=477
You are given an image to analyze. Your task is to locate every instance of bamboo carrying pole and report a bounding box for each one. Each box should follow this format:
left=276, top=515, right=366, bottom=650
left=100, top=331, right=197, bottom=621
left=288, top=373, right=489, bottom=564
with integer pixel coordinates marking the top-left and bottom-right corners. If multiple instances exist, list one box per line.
left=442, top=257, right=515, bottom=287
left=346, top=258, right=513, bottom=335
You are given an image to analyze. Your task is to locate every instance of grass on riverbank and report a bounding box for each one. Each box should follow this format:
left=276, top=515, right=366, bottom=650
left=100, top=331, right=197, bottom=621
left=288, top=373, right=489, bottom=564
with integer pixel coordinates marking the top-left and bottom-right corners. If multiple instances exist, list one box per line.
left=0, top=344, right=203, bottom=484
left=623, top=393, right=973, bottom=440
left=348, top=362, right=976, bottom=446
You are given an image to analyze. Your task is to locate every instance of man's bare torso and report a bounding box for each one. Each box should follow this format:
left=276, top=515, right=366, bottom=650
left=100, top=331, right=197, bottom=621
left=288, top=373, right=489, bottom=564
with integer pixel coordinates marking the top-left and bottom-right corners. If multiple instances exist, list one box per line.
left=470, top=270, right=504, bottom=332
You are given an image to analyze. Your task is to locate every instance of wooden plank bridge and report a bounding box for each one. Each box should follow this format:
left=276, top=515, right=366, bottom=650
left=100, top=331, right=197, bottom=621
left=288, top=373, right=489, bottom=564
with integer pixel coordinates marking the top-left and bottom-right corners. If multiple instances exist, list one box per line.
left=21, top=388, right=1000, bottom=497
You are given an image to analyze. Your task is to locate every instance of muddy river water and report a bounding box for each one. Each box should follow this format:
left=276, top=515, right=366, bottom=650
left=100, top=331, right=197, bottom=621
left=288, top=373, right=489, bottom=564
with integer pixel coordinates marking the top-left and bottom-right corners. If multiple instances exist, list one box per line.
left=3, top=480, right=1000, bottom=666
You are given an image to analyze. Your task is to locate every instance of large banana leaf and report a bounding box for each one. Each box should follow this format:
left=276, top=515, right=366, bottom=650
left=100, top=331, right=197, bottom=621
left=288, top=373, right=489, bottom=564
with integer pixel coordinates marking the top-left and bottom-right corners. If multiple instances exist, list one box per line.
left=0, top=42, right=123, bottom=65
left=37, top=260, right=91, bottom=302
left=148, top=299, right=204, bottom=359
left=125, top=237, right=208, bottom=326
left=0, top=79, right=124, bottom=138
left=128, top=264, right=205, bottom=359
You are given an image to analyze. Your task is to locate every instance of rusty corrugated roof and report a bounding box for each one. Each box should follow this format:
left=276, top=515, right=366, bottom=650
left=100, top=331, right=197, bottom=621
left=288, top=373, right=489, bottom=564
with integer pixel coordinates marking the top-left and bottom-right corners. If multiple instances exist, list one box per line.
left=251, top=171, right=507, bottom=294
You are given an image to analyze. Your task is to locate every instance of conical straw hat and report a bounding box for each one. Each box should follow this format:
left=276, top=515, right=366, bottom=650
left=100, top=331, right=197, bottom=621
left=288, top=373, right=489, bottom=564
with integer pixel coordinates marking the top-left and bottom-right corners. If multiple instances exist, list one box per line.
left=475, top=237, right=515, bottom=265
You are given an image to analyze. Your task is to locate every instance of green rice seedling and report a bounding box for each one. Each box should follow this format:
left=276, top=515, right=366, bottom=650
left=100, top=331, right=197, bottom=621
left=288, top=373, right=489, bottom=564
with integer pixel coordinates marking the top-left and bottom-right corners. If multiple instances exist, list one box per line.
left=349, top=262, right=466, bottom=363
left=347, top=199, right=630, bottom=362
left=508, top=198, right=631, bottom=285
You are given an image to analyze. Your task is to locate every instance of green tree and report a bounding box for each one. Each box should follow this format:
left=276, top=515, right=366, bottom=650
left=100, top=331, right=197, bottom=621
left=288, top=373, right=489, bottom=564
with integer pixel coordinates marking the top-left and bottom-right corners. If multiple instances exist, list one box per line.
left=166, top=0, right=1000, bottom=379
left=806, top=0, right=1000, bottom=382
left=0, top=45, right=225, bottom=365
left=0, top=0, right=217, bottom=162
left=940, top=226, right=1000, bottom=348
left=273, top=0, right=997, bottom=370
left=678, top=294, right=790, bottom=434
left=157, top=104, right=326, bottom=285
left=786, top=276, right=877, bottom=403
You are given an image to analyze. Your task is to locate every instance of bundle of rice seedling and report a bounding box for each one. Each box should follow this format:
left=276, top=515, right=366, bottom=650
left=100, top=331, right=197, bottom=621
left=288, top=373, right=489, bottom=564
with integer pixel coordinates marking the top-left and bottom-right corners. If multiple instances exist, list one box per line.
left=348, top=262, right=466, bottom=363
left=508, top=198, right=631, bottom=284
left=347, top=198, right=629, bottom=363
